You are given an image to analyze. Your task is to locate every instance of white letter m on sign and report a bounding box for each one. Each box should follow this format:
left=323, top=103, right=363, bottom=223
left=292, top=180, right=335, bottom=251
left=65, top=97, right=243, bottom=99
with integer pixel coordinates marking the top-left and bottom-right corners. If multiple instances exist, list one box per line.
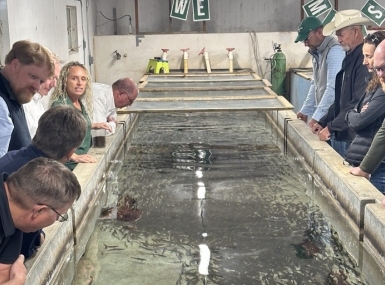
left=309, top=0, right=328, bottom=14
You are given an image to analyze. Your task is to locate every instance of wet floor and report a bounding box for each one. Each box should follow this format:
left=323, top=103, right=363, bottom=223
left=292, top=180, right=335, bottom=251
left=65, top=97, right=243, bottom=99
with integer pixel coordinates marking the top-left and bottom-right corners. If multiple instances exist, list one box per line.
left=75, top=112, right=368, bottom=285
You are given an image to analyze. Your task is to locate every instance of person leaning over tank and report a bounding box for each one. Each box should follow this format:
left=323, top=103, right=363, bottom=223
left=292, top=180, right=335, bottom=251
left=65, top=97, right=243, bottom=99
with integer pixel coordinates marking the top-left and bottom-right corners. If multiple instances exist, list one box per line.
left=295, top=16, right=344, bottom=129
left=350, top=40, right=385, bottom=198
left=23, top=52, right=63, bottom=138
left=0, top=40, right=55, bottom=157
left=50, top=61, right=111, bottom=170
left=311, top=10, right=372, bottom=158
left=344, top=32, right=385, bottom=194
left=92, top=77, right=139, bottom=135
left=0, top=157, right=81, bottom=284
left=0, top=105, right=86, bottom=259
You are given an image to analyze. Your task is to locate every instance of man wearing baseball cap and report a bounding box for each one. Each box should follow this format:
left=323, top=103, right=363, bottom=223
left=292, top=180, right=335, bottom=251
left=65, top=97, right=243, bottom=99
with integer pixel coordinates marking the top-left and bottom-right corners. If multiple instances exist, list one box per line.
left=311, top=10, right=373, bottom=157
left=295, top=16, right=345, bottom=129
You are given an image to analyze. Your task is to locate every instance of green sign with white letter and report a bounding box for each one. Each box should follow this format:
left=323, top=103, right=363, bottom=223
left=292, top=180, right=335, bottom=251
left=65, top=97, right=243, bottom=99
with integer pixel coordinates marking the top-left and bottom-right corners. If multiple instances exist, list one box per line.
left=303, top=0, right=332, bottom=17
left=361, top=0, right=385, bottom=26
left=193, top=0, right=210, bottom=21
left=170, top=0, right=191, bottom=21
left=322, top=8, right=337, bottom=26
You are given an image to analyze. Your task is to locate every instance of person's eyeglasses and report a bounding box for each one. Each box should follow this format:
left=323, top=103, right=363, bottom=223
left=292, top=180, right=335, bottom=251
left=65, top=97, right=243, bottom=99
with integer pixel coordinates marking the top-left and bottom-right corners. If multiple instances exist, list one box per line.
left=365, top=33, right=381, bottom=45
left=302, top=31, right=315, bottom=43
left=373, top=65, right=385, bottom=74
left=39, top=204, right=68, bottom=222
left=122, top=91, right=134, bottom=106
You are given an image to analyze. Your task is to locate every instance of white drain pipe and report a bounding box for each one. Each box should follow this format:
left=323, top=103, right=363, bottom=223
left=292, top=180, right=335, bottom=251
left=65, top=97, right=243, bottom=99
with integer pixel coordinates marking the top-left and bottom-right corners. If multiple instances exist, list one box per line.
left=161, top=48, right=169, bottom=61
left=199, top=47, right=211, bottom=73
left=226, top=48, right=235, bottom=72
left=180, top=48, right=190, bottom=73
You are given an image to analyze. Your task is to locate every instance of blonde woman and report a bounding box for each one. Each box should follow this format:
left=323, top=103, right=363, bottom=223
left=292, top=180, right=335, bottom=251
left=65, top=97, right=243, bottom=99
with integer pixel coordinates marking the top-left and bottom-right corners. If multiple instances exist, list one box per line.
left=50, top=61, right=110, bottom=170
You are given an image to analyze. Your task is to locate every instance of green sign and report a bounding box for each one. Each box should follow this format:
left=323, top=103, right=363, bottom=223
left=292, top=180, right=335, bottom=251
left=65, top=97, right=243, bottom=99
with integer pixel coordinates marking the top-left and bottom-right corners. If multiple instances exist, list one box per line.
left=193, top=0, right=210, bottom=21
left=322, top=8, right=337, bottom=26
left=170, top=0, right=191, bottom=21
left=361, top=0, right=385, bottom=26
left=303, top=0, right=332, bottom=17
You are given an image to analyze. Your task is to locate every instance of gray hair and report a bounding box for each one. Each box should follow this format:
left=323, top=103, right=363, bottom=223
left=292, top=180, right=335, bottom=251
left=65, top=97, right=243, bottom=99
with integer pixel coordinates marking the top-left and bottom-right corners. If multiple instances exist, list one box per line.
left=6, top=157, right=81, bottom=209
left=32, top=105, right=87, bottom=160
left=112, top=77, right=138, bottom=96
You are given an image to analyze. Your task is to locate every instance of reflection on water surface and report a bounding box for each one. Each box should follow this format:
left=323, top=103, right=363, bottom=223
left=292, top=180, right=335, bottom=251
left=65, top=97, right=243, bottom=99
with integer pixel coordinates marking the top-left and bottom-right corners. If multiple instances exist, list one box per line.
left=75, top=112, right=367, bottom=285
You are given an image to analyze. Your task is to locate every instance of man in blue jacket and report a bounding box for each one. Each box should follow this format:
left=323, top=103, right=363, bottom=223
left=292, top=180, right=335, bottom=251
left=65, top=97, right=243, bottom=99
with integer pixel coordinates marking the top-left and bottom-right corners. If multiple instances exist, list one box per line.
left=0, top=158, right=81, bottom=283
left=0, top=105, right=86, bottom=259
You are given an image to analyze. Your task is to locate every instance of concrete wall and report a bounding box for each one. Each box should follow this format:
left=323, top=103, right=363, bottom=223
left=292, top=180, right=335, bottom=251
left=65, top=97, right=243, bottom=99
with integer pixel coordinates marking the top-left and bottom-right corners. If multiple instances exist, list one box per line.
left=0, top=0, right=374, bottom=81
left=94, top=0, right=370, bottom=35
left=93, top=32, right=312, bottom=84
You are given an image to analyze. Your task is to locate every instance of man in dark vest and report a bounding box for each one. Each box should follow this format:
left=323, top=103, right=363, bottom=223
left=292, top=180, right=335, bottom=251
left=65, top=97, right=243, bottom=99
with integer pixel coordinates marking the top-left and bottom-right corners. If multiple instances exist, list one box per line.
left=0, top=40, right=54, bottom=157
left=295, top=16, right=345, bottom=129
left=312, top=10, right=372, bottom=158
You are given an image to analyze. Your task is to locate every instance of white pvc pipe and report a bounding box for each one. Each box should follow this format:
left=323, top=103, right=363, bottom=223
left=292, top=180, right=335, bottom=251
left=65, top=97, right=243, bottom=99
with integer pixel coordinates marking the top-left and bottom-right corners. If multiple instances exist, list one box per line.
left=183, top=51, right=189, bottom=73
left=204, top=51, right=211, bottom=73
left=228, top=50, right=234, bottom=72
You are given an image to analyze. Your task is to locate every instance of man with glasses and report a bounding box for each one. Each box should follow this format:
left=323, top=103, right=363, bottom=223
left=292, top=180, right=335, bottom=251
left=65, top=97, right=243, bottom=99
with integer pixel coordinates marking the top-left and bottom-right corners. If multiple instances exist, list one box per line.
left=295, top=16, right=345, bottom=129
left=311, top=10, right=372, bottom=157
left=92, top=77, right=139, bottom=135
left=351, top=40, right=385, bottom=185
left=0, top=105, right=86, bottom=260
left=0, top=157, right=81, bottom=284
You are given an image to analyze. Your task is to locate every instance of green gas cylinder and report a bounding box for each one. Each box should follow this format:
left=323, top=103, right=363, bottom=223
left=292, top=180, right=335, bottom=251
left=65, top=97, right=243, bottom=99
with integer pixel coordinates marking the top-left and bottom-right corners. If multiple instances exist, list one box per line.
left=271, top=44, right=286, bottom=96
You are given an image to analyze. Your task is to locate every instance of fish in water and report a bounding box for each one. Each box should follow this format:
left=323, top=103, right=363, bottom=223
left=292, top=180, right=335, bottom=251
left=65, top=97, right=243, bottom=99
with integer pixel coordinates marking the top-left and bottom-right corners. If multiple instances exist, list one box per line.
left=292, top=239, right=320, bottom=259
left=116, top=195, right=143, bottom=222
left=327, top=269, right=350, bottom=285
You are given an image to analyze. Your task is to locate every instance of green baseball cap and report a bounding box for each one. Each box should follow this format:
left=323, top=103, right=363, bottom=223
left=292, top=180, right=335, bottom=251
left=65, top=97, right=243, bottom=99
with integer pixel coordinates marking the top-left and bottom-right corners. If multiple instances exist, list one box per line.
left=295, top=16, right=323, bottom=43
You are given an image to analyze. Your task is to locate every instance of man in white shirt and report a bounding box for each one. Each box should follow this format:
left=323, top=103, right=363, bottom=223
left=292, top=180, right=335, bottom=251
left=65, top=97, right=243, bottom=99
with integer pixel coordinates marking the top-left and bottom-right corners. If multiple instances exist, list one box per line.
left=0, top=98, right=13, bottom=156
left=23, top=53, right=62, bottom=138
left=92, top=77, right=138, bottom=135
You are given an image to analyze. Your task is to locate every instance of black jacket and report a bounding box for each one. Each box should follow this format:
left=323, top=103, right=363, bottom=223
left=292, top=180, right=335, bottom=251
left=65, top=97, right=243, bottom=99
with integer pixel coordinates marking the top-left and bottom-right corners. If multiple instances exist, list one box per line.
left=319, top=42, right=370, bottom=142
left=0, top=72, right=31, bottom=151
left=345, top=85, right=385, bottom=166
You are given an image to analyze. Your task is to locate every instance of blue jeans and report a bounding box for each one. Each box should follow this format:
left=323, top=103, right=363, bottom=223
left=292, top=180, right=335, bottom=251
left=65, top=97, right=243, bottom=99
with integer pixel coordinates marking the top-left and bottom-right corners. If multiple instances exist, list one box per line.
left=330, top=136, right=350, bottom=158
left=370, top=163, right=385, bottom=194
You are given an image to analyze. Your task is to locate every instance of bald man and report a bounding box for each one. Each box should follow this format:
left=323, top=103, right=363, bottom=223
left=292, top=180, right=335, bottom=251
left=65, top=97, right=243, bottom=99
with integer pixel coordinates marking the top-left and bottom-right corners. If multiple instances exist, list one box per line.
left=92, top=77, right=139, bottom=134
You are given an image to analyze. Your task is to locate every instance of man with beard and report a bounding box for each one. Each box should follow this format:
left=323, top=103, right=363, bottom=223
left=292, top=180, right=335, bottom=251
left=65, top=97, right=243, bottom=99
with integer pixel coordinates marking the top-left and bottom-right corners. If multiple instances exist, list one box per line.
left=350, top=40, right=385, bottom=180
left=0, top=40, right=54, bottom=157
left=295, top=16, right=344, bottom=129
left=311, top=10, right=372, bottom=157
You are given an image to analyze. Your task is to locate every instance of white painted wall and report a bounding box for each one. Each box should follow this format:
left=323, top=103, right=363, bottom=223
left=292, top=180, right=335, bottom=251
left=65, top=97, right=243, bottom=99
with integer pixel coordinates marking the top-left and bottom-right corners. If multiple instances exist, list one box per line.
left=0, top=0, right=10, bottom=65
left=93, top=32, right=312, bottom=84
left=0, top=0, right=96, bottom=74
